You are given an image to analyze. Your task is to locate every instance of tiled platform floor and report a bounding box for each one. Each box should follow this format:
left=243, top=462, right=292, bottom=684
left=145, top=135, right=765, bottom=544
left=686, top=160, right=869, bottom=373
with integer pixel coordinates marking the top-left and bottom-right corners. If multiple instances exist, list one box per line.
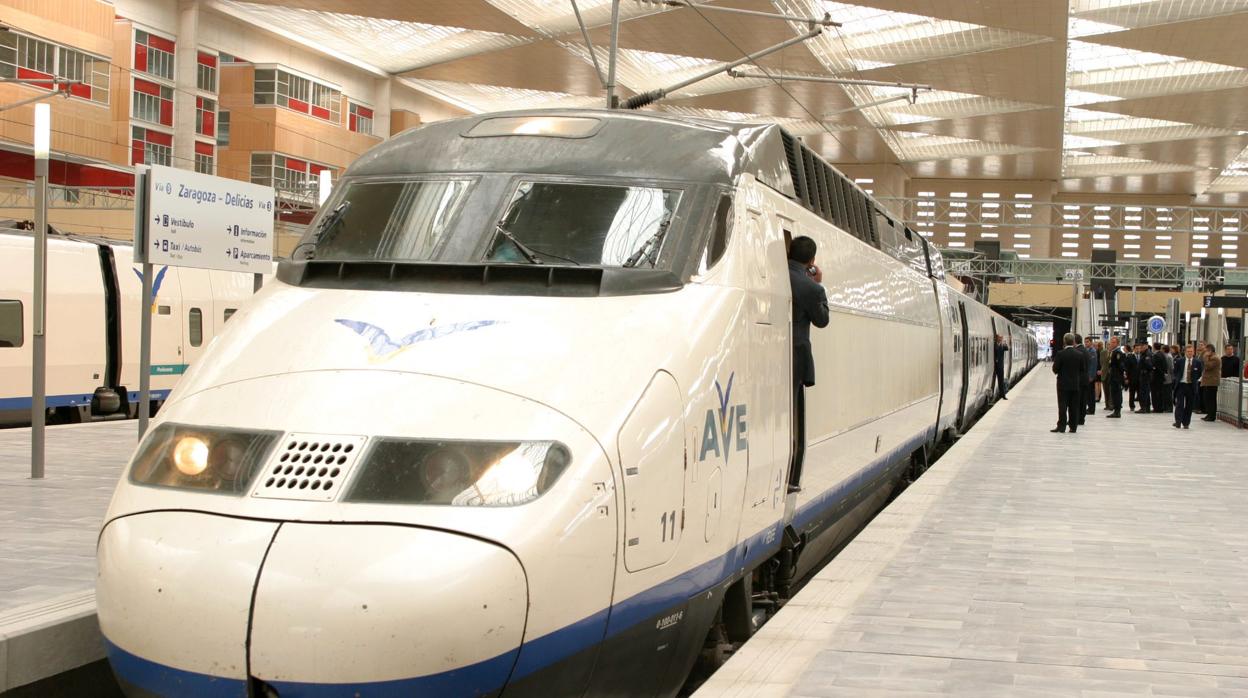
left=699, top=368, right=1248, bottom=697
left=0, top=421, right=135, bottom=613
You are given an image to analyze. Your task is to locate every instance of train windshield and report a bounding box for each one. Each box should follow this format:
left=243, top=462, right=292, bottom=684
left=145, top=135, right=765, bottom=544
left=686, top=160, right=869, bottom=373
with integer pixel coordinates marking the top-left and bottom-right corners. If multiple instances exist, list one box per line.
left=298, top=179, right=469, bottom=261
left=487, top=181, right=682, bottom=267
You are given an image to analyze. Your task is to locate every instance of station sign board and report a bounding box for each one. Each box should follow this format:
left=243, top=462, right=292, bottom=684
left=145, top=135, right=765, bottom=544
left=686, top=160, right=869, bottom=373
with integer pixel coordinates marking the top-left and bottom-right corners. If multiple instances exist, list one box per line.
left=1203, top=295, right=1248, bottom=309
left=140, top=164, right=276, bottom=273
left=1063, top=268, right=1085, bottom=281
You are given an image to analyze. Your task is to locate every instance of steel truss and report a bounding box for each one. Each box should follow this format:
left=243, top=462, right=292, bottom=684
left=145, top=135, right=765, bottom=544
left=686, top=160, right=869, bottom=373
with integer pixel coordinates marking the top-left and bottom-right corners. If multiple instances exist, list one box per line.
left=946, top=257, right=1248, bottom=291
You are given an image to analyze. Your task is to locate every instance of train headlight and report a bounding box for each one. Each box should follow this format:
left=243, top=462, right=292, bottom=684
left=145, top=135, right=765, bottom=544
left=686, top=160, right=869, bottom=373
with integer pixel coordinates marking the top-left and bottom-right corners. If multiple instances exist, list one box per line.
left=129, top=423, right=281, bottom=494
left=172, top=436, right=210, bottom=476
left=346, top=439, right=571, bottom=507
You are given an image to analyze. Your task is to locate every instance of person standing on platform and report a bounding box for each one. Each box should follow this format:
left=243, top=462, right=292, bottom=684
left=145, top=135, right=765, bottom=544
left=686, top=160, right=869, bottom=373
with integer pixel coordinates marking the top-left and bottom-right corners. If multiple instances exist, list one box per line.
left=1082, top=336, right=1098, bottom=416
left=1200, top=346, right=1221, bottom=422
left=1222, top=344, right=1241, bottom=382
left=1151, top=343, right=1167, bottom=412
left=1173, top=345, right=1201, bottom=429
left=1106, top=336, right=1126, bottom=418
left=787, top=236, right=829, bottom=491
left=1094, top=339, right=1105, bottom=406
left=1137, top=342, right=1153, bottom=413
left=992, top=334, right=1010, bottom=401
left=1125, top=342, right=1140, bottom=411
left=1052, top=333, right=1085, bottom=433
left=1159, top=344, right=1174, bottom=412
left=1099, top=339, right=1112, bottom=409
left=1073, top=334, right=1086, bottom=425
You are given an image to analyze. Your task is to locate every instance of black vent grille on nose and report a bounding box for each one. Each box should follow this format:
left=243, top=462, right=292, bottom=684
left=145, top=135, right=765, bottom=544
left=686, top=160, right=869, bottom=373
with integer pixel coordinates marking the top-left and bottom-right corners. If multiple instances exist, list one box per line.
left=251, top=433, right=367, bottom=501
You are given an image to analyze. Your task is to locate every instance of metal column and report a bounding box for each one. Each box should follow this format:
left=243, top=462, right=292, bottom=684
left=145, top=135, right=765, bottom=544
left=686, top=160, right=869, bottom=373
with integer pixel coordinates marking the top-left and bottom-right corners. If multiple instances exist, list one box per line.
left=30, top=142, right=47, bottom=478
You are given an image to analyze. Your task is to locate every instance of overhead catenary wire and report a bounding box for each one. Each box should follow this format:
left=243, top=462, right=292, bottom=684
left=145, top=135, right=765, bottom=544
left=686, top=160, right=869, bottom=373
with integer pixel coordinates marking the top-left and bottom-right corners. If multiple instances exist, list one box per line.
left=675, top=2, right=851, bottom=153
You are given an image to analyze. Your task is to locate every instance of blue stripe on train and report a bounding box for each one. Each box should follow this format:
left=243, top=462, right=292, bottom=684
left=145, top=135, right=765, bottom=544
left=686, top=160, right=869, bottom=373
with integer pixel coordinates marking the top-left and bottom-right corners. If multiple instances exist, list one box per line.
left=0, top=390, right=171, bottom=411
left=106, top=433, right=924, bottom=694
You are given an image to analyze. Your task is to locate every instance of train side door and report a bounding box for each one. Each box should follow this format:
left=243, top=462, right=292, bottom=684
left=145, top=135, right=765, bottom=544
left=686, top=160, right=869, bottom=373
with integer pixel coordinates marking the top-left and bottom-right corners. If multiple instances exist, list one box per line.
left=739, top=208, right=787, bottom=539
left=956, top=301, right=970, bottom=428
left=137, top=264, right=185, bottom=395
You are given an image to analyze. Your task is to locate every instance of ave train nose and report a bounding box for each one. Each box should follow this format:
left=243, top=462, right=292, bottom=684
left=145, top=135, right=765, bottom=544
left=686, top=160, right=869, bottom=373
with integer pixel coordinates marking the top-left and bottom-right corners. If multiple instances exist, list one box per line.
left=98, top=512, right=528, bottom=697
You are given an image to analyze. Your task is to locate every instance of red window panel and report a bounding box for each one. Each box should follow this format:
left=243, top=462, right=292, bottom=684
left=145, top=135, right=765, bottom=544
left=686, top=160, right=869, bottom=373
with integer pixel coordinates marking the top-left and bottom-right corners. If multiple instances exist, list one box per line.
left=308, top=163, right=328, bottom=176
left=17, top=67, right=54, bottom=86
left=194, top=141, right=214, bottom=156
left=134, top=78, right=161, bottom=96
left=134, top=44, right=147, bottom=72
left=356, top=106, right=373, bottom=119
left=287, top=98, right=309, bottom=114
left=159, top=99, right=173, bottom=126
left=68, top=83, right=92, bottom=99
left=147, top=34, right=175, bottom=53
left=146, top=129, right=173, bottom=147
left=348, top=113, right=356, bottom=131
left=284, top=157, right=308, bottom=173
left=201, top=110, right=215, bottom=137
left=131, top=139, right=144, bottom=166
left=310, top=105, right=329, bottom=120
left=197, top=52, right=217, bottom=68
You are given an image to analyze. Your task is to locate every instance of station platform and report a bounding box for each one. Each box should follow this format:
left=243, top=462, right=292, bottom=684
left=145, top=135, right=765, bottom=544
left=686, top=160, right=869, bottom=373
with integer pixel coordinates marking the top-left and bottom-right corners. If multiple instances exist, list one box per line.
left=0, top=421, right=134, bottom=693
left=698, top=368, right=1248, bottom=697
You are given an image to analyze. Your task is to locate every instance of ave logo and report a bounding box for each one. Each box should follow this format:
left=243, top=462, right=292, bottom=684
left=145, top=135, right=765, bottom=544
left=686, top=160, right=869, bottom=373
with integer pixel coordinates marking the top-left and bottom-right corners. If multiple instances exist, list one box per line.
left=699, top=372, right=748, bottom=463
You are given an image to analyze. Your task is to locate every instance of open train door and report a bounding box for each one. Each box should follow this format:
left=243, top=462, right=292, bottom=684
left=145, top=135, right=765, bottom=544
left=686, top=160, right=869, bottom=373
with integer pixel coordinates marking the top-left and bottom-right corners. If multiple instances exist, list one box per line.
left=956, top=301, right=971, bottom=429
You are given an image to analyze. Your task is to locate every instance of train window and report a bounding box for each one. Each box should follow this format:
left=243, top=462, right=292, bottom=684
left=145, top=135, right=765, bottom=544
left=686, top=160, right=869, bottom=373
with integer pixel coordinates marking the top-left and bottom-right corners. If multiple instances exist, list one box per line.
left=223, top=308, right=237, bottom=323
left=487, top=181, right=682, bottom=268
left=298, top=179, right=470, bottom=262
left=0, top=299, right=22, bottom=348
left=698, top=194, right=734, bottom=274
left=157, top=305, right=171, bottom=315
left=189, top=308, right=203, bottom=347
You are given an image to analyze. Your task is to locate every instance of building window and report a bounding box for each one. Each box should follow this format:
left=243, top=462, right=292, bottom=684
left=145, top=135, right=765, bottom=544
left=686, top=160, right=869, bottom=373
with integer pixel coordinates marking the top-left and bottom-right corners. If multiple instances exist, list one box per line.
left=134, top=29, right=174, bottom=80
left=56, top=47, right=110, bottom=103
left=194, top=142, right=214, bottom=174
left=251, top=152, right=331, bottom=197
left=196, top=51, right=217, bottom=92
left=254, top=67, right=341, bottom=123
left=349, top=102, right=373, bottom=135
left=196, top=96, right=216, bottom=137
left=0, top=299, right=22, bottom=348
left=132, top=126, right=172, bottom=166
left=0, top=32, right=109, bottom=104
left=133, top=78, right=173, bottom=126
left=217, top=111, right=230, bottom=146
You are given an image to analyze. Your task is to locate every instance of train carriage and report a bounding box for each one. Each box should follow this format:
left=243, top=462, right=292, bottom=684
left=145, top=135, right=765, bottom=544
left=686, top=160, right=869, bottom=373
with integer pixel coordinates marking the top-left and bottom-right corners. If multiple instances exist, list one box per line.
left=94, top=109, right=1034, bottom=697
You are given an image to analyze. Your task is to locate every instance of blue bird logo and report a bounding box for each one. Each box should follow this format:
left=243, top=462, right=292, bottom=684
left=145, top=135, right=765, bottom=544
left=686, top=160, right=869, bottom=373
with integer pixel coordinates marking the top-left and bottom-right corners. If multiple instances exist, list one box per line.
left=133, top=266, right=169, bottom=314
left=334, top=319, right=501, bottom=363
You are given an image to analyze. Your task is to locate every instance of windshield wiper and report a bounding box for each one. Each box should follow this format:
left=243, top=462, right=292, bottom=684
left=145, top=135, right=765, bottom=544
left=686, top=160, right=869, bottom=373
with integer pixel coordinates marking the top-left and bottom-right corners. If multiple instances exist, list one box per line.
left=495, top=223, right=543, bottom=264
left=622, top=218, right=672, bottom=268
left=290, top=201, right=351, bottom=260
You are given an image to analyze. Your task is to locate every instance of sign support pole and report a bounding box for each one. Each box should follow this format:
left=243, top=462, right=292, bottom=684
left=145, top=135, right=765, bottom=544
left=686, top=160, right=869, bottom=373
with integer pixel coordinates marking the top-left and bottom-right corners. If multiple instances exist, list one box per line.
left=30, top=104, right=49, bottom=479
left=135, top=166, right=153, bottom=439
left=1240, top=308, right=1245, bottom=428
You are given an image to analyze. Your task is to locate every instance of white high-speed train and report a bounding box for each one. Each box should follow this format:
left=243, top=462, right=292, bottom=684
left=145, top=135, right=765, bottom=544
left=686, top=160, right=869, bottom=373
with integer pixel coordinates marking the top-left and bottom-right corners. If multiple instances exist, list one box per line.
left=0, top=229, right=260, bottom=426
left=97, top=110, right=1035, bottom=697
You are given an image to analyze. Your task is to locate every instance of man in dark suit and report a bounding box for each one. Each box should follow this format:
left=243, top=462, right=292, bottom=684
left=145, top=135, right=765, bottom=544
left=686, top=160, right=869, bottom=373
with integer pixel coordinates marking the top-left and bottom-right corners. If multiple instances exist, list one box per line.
left=788, top=236, right=829, bottom=491
left=1137, top=342, right=1153, bottom=413
left=1072, top=334, right=1086, bottom=425
left=1105, top=336, right=1125, bottom=418
left=1052, top=333, right=1085, bottom=433
left=1125, top=342, right=1140, bottom=411
left=1151, top=343, right=1168, bottom=412
left=1172, top=345, right=1201, bottom=429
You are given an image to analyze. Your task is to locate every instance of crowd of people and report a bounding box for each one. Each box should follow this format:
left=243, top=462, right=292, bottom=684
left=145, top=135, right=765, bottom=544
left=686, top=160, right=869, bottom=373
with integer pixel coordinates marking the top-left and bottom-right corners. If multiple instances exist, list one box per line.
left=1048, top=334, right=1242, bottom=432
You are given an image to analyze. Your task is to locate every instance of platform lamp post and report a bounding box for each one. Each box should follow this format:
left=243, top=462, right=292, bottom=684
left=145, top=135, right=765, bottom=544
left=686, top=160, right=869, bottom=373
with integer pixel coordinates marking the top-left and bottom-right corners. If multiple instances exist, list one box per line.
left=30, top=102, right=49, bottom=479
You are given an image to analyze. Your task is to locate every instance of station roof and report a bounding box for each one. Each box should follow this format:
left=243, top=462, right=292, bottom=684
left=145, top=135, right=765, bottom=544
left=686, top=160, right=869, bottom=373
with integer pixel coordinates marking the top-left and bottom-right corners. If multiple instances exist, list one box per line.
left=213, top=0, right=1248, bottom=198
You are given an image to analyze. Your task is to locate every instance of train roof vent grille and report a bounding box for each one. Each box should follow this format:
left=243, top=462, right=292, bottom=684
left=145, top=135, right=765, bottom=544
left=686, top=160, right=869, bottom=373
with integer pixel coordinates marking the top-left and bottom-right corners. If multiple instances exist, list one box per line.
left=250, top=433, right=367, bottom=501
